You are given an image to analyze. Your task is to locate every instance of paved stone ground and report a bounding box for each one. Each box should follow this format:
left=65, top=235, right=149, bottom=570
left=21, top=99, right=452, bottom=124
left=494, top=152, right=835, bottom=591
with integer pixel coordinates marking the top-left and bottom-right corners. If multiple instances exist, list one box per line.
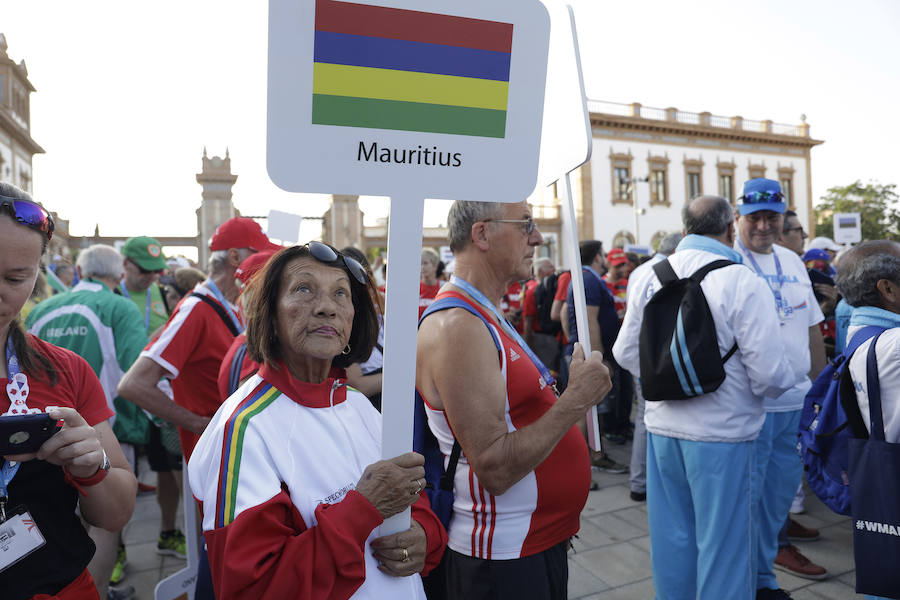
left=120, top=439, right=863, bottom=600
left=568, top=441, right=864, bottom=600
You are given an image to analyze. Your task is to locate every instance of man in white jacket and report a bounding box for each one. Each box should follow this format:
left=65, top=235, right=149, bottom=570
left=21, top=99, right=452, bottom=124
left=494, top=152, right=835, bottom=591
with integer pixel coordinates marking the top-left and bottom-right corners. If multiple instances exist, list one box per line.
left=734, top=179, right=828, bottom=597
left=613, top=195, right=800, bottom=600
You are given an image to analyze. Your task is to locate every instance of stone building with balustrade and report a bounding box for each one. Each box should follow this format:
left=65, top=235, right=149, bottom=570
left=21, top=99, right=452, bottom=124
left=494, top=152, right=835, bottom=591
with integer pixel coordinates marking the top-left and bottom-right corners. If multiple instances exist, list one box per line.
left=521, top=100, right=823, bottom=268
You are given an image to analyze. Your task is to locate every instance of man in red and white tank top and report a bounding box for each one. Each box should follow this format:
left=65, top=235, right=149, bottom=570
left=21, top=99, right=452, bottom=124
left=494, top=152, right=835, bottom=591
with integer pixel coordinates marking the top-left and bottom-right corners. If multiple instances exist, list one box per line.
left=416, top=200, right=612, bottom=600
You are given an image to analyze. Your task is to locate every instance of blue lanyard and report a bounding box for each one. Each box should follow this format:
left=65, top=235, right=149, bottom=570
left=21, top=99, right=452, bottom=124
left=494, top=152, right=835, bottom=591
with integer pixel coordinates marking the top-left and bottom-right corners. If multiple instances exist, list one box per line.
left=204, top=279, right=244, bottom=334
left=120, top=283, right=152, bottom=332
left=737, top=240, right=788, bottom=321
left=450, top=275, right=555, bottom=387
left=2, top=338, right=22, bottom=500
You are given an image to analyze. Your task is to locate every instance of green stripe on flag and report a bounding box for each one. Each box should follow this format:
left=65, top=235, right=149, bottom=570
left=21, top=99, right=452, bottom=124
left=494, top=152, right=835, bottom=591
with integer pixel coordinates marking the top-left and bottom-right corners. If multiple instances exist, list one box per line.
left=312, top=94, right=507, bottom=138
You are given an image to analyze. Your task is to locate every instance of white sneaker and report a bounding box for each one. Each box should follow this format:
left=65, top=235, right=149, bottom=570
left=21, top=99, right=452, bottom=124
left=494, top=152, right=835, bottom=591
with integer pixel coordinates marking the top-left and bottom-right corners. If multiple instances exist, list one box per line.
left=790, top=494, right=805, bottom=515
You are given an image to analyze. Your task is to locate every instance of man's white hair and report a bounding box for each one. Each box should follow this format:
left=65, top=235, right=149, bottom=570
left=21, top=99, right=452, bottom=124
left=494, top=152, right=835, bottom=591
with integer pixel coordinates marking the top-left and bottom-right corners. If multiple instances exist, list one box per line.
left=208, top=250, right=229, bottom=275
left=533, top=257, right=554, bottom=277
left=77, top=245, right=124, bottom=280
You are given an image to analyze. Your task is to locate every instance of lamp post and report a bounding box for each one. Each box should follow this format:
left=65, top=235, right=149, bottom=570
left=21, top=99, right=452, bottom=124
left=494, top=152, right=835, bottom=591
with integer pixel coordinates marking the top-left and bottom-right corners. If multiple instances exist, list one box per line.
left=621, top=175, right=649, bottom=245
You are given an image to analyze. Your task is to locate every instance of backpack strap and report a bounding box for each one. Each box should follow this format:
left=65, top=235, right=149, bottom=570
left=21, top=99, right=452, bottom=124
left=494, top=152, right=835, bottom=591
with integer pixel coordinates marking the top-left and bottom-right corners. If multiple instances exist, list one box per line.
left=420, top=297, right=504, bottom=359
left=839, top=326, right=887, bottom=439
left=419, top=296, right=505, bottom=486
left=864, top=331, right=886, bottom=441
left=227, top=342, right=248, bottom=396
left=689, top=259, right=735, bottom=283
left=190, top=292, right=240, bottom=337
left=652, top=259, right=678, bottom=286
left=654, top=259, right=738, bottom=363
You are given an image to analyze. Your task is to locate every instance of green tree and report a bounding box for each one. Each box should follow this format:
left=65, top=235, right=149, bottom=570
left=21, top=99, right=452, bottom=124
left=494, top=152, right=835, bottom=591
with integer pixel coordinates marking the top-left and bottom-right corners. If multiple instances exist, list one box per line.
left=814, top=181, right=900, bottom=241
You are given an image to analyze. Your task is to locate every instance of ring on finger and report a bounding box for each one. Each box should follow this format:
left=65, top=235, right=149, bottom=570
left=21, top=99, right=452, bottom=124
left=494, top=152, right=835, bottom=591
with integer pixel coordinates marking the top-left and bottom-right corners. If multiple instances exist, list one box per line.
left=401, top=547, right=409, bottom=562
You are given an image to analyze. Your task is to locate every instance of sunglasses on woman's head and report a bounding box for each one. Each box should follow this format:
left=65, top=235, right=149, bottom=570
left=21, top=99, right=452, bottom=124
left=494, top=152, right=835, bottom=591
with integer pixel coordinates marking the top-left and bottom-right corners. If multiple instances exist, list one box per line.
left=306, top=241, right=368, bottom=285
left=0, top=195, right=55, bottom=240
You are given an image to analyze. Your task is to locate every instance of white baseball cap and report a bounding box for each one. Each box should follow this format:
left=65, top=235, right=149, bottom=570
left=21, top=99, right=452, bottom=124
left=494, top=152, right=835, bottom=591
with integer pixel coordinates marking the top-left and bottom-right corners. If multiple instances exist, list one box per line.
left=808, top=236, right=842, bottom=252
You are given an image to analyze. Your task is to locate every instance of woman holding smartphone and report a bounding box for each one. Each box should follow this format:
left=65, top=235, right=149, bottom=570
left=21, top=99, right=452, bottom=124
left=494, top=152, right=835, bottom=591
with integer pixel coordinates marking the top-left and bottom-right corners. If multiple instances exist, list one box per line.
left=0, top=182, right=136, bottom=599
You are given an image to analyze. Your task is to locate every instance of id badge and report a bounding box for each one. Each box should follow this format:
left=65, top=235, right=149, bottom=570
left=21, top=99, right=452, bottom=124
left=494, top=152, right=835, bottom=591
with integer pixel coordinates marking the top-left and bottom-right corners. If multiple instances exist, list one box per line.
left=0, top=508, right=46, bottom=572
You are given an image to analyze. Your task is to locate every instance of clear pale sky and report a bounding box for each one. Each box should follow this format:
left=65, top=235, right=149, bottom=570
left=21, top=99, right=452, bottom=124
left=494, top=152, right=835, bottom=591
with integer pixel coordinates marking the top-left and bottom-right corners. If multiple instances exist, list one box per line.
left=4, top=0, right=898, bottom=250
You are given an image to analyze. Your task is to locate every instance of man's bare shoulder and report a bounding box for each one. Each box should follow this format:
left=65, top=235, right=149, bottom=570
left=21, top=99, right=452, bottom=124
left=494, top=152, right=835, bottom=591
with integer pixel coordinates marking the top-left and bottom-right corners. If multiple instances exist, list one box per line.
left=417, top=306, right=498, bottom=352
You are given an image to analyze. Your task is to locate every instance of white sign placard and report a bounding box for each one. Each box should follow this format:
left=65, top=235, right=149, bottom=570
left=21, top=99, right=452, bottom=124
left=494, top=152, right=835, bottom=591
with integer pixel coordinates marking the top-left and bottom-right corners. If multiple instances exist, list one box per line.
left=268, top=0, right=552, bottom=536
left=266, top=209, right=304, bottom=243
left=537, top=2, right=592, bottom=187
left=624, top=244, right=652, bottom=256
left=833, top=212, right=861, bottom=244
left=268, top=0, right=550, bottom=202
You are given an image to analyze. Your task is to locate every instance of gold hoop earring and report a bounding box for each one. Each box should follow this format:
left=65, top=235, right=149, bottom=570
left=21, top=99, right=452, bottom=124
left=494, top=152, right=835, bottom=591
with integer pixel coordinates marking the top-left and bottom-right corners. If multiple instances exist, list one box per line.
left=342, top=344, right=351, bottom=355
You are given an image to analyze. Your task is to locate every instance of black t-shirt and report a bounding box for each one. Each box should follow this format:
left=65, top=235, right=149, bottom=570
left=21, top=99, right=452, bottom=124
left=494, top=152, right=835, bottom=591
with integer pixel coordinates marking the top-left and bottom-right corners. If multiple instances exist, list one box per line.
left=2, top=460, right=95, bottom=599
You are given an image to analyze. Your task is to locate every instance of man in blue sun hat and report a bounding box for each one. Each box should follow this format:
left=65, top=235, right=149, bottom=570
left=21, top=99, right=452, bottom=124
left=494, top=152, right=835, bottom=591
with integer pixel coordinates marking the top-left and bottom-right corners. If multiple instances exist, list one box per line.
left=734, top=178, right=829, bottom=599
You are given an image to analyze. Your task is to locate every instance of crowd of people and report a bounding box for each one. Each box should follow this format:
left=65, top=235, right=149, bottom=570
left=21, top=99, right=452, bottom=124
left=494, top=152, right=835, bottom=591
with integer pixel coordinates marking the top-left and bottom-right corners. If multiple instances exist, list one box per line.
left=0, top=174, right=896, bottom=600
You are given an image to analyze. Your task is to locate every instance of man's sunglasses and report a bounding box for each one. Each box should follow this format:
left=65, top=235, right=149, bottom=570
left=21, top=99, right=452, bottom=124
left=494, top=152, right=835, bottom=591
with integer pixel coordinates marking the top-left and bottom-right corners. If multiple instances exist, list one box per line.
left=740, top=190, right=784, bottom=205
left=481, top=216, right=536, bottom=235
left=0, top=195, right=55, bottom=241
left=306, top=241, right=368, bottom=285
left=127, top=258, right=163, bottom=275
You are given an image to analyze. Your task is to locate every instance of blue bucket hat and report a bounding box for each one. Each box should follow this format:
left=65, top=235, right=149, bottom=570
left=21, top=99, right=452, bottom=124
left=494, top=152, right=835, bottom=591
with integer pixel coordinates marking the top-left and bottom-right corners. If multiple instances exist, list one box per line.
left=738, top=178, right=786, bottom=215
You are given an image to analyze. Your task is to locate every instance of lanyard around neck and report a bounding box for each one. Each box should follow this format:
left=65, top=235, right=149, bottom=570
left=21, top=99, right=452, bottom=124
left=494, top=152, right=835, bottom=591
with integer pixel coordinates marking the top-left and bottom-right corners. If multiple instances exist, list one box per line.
left=737, top=239, right=788, bottom=320
left=2, top=338, right=23, bottom=498
left=204, top=279, right=244, bottom=334
left=450, top=275, right=555, bottom=387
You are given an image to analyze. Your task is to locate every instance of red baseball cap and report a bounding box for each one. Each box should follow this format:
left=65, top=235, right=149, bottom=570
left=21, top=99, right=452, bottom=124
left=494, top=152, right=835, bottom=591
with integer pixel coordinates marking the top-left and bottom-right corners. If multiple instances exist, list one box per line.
left=209, top=217, right=281, bottom=252
left=607, top=248, right=628, bottom=266
left=235, top=249, right=277, bottom=285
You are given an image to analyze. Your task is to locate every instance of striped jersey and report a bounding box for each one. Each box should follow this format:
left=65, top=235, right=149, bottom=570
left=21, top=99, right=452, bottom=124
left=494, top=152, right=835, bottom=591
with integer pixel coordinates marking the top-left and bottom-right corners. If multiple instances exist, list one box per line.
left=188, top=364, right=429, bottom=599
left=420, top=291, right=590, bottom=560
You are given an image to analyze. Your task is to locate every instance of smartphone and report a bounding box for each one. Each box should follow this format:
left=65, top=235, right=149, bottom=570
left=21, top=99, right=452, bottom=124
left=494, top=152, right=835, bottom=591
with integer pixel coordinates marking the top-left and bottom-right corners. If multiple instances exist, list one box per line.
left=0, top=413, right=61, bottom=456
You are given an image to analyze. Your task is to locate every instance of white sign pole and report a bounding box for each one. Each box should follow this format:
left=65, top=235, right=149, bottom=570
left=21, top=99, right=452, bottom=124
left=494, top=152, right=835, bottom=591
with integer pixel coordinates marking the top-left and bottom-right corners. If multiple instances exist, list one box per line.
left=379, top=197, right=425, bottom=535
left=559, top=173, right=602, bottom=452
left=154, top=469, right=201, bottom=600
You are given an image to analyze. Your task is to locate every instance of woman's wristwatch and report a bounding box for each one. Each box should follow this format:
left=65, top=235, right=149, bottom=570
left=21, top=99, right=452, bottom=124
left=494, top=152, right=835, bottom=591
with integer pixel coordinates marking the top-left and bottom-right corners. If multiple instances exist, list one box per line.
left=65, top=448, right=111, bottom=488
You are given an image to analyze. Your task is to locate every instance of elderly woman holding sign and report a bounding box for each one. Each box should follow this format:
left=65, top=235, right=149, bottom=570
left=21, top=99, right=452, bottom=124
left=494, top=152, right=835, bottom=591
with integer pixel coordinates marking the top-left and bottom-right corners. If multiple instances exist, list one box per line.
left=189, top=243, right=447, bottom=599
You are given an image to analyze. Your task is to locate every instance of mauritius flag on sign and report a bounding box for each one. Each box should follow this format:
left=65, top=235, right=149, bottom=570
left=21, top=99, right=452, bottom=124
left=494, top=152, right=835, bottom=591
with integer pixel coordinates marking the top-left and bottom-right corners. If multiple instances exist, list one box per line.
left=312, top=0, right=513, bottom=139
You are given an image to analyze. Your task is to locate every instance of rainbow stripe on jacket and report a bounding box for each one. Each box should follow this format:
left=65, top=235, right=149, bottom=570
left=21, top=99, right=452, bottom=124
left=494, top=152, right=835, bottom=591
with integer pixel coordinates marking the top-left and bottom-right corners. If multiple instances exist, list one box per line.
left=311, top=0, right=513, bottom=138
left=215, top=382, right=282, bottom=528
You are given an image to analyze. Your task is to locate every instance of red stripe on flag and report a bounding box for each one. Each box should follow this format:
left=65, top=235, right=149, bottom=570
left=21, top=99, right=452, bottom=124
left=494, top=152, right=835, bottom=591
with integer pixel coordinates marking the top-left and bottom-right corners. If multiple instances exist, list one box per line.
left=315, top=0, right=513, bottom=53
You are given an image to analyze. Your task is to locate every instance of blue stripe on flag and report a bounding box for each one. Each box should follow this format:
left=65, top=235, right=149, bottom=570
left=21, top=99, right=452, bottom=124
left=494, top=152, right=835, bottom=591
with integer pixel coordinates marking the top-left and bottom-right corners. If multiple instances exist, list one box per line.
left=313, top=30, right=512, bottom=82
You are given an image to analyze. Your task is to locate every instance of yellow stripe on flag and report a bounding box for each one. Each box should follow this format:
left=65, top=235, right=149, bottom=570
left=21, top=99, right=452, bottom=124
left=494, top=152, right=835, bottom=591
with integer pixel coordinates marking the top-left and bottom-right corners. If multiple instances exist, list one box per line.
left=313, top=63, right=509, bottom=111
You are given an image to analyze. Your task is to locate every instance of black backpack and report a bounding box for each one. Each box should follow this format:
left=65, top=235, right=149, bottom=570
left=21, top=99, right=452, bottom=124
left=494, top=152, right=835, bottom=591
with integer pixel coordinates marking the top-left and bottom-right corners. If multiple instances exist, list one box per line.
left=534, top=273, right=561, bottom=336
left=639, top=259, right=738, bottom=401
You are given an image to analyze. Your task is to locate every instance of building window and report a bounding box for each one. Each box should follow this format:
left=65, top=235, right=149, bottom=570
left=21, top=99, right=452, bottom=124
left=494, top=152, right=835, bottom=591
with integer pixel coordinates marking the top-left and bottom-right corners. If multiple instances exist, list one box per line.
left=612, top=230, right=635, bottom=248
left=18, top=169, right=30, bottom=193
left=719, top=175, right=734, bottom=204
left=609, top=151, right=633, bottom=205
left=748, top=162, right=766, bottom=180
left=684, top=158, right=703, bottom=201
left=717, top=161, right=736, bottom=205
left=778, top=166, right=795, bottom=209
left=648, top=156, right=670, bottom=206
